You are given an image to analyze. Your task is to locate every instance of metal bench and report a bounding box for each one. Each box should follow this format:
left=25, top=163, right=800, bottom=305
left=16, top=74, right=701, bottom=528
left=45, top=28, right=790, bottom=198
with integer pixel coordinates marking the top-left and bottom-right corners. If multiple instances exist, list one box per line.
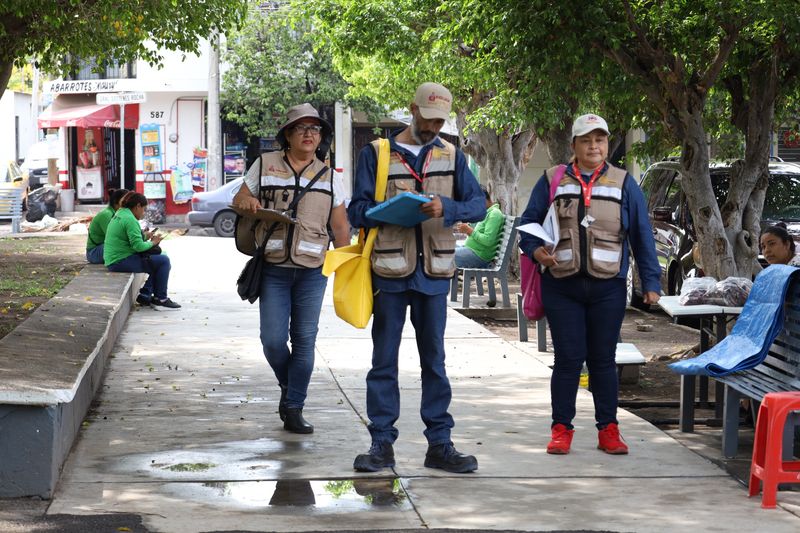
left=450, top=215, right=519, bottom=308
left=712, top=278, right=800, bottom=458
left=0, top=187, right=23, bottom=233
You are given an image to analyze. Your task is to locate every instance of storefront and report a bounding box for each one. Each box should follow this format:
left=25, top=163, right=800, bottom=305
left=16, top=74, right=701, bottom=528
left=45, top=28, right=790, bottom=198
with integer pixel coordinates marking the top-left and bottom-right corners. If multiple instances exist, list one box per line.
left=42, top=78, right=212, bottom=218
left=37, top=93, right=138, bottom=201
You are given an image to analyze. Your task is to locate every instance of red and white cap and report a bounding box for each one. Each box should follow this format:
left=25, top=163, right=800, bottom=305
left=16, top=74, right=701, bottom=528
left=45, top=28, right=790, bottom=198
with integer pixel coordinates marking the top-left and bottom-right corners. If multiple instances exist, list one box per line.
left=414, top=82, right=453, bottom=120
left=572, top=114, right=610, bottom=138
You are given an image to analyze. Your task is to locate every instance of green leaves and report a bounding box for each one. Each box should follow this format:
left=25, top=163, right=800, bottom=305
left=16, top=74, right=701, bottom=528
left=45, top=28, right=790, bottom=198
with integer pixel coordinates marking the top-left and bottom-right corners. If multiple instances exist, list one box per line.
left=0, top=0, right=248, bottom=97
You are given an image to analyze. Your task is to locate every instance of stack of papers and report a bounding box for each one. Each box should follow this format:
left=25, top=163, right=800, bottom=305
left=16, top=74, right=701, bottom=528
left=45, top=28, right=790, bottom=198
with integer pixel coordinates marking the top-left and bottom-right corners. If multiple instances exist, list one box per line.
left=366, top=192, right=431, bottom=227
left=517, top=204, right=559, bottom=249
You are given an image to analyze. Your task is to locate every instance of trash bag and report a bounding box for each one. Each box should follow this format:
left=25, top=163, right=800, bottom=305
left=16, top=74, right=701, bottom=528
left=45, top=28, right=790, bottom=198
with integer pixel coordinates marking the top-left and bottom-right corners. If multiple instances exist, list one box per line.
left=678, top=276, right=717, bottom=305
left=25, top=200, right=45, bottom=222
left=25, top=186, right=58, bottom=221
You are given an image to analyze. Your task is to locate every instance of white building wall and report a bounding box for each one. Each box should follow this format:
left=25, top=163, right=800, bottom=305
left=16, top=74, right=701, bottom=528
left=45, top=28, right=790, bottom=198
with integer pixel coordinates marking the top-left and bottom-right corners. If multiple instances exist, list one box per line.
left=135, top=92, right=206, bottom=176
left=0, top=91, right=34, bottom=164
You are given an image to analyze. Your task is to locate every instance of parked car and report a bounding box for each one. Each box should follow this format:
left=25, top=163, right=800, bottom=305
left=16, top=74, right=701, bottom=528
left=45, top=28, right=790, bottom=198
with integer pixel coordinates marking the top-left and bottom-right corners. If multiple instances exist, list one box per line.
left=20, top=140, right=66, bottom=190
left=186, top=177, right=244, bottom=237
left=1, top=160, right=29, bottom=208
left=628, top=159, right=800, bottom=309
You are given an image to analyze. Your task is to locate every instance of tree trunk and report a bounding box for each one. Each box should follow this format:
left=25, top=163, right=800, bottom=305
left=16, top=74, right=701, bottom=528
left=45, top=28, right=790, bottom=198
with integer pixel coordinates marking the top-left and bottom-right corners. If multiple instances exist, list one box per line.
left=723, top=53, right=780, bottom=278
left=455, top=113, right=536, bottom=216
left=679, top=109, right=737, bottom=280
left=541, top=122, right=573, bottom=166
left=0, top=60, right=13, bottom=100
left=456, top=111, right=536, bottom=280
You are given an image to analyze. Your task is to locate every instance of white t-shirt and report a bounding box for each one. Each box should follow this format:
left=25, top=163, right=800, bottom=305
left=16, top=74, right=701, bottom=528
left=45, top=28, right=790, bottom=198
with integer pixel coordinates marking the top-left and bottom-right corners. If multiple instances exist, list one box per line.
left=243, top=159, right=348, bottom=208
left=396, top=141, right=423, bottom=156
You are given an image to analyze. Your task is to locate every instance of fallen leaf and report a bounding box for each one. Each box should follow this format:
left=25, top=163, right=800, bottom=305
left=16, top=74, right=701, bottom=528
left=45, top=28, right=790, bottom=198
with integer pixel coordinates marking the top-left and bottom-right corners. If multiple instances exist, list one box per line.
left=68, top=331, right=75, bottom=337
left=21, top=301, right=35, bottom=311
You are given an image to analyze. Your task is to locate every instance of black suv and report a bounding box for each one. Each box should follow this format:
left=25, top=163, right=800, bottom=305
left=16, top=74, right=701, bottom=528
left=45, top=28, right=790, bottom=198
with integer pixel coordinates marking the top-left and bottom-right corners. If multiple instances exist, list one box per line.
left=628, top=159, right=800, bottom=308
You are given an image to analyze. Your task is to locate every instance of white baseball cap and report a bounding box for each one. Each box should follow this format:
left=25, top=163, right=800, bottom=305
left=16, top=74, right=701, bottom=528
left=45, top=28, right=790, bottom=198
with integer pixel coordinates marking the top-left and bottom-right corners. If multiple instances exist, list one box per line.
left=572, top=114, right=610, bottom=138
left=414, top=82, right=453, bottom=120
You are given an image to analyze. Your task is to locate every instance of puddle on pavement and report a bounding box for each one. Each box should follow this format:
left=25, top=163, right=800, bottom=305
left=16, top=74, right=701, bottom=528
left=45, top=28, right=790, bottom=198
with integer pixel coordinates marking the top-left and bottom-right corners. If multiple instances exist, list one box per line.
left=166, top=478, right=409, bottom=511
left=112, top=439, right=294, bottom=480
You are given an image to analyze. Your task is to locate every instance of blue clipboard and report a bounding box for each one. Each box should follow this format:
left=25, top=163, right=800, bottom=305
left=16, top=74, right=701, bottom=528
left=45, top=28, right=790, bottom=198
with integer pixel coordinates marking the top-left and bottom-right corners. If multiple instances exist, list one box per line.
left=365, top=192, right=431, bottom=227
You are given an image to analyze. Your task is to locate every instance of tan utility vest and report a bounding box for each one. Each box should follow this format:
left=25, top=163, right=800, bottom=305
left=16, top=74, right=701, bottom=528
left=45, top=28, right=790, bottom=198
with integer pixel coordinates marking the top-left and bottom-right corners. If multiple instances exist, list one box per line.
left=255, top=151, right=333, bottom=268
left=547, top=163, right=627, bottom=279
left=370, top=139, right=457, bottom=279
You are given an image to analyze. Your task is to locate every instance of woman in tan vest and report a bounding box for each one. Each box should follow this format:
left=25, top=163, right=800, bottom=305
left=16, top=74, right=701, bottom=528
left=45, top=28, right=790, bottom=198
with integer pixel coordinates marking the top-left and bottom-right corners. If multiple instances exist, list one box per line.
left=233, top=104, right=350, bottom=434
left=519, top=114, right=661, bottom=456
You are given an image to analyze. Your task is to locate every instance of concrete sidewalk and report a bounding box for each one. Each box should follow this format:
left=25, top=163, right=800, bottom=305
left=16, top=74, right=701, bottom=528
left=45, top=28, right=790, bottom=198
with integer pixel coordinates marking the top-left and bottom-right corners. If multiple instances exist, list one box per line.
left=40, top=235, right=800, bottom=532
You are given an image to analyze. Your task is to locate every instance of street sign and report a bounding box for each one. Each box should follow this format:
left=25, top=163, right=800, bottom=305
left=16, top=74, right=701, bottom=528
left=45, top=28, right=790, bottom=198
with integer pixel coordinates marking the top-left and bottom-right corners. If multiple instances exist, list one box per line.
left=96, top=92, right=147, bottom=105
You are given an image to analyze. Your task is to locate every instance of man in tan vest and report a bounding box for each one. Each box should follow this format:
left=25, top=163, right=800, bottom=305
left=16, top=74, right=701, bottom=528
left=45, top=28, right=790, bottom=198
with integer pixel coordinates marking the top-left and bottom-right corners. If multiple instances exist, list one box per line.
left=347, top=82, right=486, bottom=473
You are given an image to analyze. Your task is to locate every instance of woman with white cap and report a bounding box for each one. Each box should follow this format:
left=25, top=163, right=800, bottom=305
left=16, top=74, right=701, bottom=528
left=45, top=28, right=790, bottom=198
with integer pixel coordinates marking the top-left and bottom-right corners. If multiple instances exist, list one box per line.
left=233, top=103, right=350, bottom=434
left=519, top=113, right=661, bottom=456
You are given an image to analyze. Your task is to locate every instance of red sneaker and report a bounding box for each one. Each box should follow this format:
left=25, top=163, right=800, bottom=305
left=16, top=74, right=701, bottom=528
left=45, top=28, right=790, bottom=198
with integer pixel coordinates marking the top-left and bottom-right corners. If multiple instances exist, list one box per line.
left=547, top=423, right=575, bottom=455
left=597, top=423, right=629, bottom=454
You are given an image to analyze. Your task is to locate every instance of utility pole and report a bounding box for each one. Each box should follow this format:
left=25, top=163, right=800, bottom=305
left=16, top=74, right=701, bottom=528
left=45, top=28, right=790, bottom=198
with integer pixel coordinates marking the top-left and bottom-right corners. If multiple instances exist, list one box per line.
left=206, top=32, right=222, bottom=191
left=32, top=65, right=40, bottom=145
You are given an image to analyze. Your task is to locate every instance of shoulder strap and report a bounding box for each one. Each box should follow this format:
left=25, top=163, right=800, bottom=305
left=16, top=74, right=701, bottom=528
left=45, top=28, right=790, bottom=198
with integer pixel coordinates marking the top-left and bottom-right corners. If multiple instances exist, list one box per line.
left=286, top=165, right=329, bottom=216
left=374, top=138, right=390, bottom=202
left=251, top=161, right=329, bottom=254
left=548, top=164, right=566, bottom=204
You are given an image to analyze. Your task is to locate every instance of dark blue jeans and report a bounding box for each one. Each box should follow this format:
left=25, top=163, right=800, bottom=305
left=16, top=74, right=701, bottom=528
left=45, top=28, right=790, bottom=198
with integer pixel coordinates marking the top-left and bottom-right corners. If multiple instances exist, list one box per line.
left=542, top=273, right=627, bottom=429
left=258, top=264, right=327, bottom=409
left=86, top=245, right=104, bottom=264
left=367, top=290, right=454, bottom=446
left=107, top=253, right=171, bottom=300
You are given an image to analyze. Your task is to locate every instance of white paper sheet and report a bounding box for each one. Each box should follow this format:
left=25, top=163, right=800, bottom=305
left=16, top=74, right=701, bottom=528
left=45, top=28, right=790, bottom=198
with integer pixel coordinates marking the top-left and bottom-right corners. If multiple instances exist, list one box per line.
left=518, top=203, right=560, bottom=250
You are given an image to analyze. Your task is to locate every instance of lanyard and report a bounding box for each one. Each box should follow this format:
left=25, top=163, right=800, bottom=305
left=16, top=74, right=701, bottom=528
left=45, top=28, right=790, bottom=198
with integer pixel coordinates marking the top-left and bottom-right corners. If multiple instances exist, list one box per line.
left=397, top=150, right=433, bottom=185
left=572, top=163, right=604, bottom=207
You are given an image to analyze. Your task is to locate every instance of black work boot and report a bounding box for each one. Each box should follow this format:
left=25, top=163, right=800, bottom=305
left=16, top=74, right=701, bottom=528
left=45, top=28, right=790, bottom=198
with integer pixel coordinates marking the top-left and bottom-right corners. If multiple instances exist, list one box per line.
left=278, top=385, right=288, bottom=422
left=353, top=442, right=395, bottom=472
left=283, top=408, right=313, bottom=434
left=424, top=442, right=478, bottom=473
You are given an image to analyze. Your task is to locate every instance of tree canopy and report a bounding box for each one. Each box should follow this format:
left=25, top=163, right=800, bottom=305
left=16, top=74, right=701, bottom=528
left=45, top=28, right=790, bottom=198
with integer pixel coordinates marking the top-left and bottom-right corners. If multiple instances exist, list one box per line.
left=221, top=5, right=380, bottom=140
left=0, top=0, right=248, bottom=99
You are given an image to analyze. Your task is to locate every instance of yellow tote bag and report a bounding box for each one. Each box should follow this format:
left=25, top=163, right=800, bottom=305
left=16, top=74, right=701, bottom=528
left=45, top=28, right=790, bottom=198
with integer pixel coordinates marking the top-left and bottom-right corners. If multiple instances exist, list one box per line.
left=322, top=139, right=389, bottom=328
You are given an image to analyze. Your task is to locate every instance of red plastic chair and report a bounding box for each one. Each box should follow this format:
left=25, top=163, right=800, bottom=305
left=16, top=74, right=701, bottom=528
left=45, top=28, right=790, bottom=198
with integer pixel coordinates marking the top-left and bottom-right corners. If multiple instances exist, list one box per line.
left=748, top=391, right=800, bottom=508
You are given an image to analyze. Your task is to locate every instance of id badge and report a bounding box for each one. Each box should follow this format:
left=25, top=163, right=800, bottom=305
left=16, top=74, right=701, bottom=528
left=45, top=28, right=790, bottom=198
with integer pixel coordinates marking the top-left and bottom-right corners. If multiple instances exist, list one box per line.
left=580, top=214, right=595, bottom=228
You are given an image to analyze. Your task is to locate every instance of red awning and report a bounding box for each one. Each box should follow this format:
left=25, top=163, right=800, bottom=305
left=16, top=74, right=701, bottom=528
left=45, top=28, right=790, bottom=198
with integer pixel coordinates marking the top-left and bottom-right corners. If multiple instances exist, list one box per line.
left=38, top=95, right=139, bottom=129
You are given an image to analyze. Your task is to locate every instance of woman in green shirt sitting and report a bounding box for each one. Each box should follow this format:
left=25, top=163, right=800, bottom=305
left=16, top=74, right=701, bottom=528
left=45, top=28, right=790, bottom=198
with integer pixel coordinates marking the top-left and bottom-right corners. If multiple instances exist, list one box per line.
left=104, top=192, right=181, bottom=310
left=86, top=188, right=128, bottom=264
left=455, top=187, right=505, bottom=268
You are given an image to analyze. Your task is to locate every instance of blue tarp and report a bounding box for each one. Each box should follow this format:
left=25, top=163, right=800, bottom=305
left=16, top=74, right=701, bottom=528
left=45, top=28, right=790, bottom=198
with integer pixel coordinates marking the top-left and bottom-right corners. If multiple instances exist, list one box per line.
left=669, top=265, right=799, bottom=377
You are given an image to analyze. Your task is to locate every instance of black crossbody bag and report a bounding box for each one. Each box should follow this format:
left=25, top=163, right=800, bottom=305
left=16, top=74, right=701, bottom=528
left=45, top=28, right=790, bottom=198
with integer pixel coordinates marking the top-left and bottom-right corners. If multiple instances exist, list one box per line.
left=236, top=163, right=330, bottom=303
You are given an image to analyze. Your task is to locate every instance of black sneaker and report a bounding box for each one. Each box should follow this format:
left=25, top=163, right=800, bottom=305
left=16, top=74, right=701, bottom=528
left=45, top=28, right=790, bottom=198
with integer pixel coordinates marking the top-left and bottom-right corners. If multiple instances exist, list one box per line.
left=151, top=297, right=181, bottom=311
left=136, top=294, right=152, bottom=306
left=424, top=442, right=478, bottom=473
left=353, top=442, right=395, bottom=472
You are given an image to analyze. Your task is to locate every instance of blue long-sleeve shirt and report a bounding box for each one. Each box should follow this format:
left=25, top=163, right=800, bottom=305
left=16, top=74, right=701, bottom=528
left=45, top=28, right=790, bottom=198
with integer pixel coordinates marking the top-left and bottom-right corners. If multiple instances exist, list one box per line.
left=518, top=164, right=662, bottom=294
left=348, top=130, right=485, bottom=294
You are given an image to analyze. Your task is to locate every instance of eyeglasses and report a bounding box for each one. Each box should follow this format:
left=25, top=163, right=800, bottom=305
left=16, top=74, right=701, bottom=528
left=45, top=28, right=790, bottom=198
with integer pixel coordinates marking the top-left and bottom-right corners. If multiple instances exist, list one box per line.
left=291, top=124, right=323, bottom=135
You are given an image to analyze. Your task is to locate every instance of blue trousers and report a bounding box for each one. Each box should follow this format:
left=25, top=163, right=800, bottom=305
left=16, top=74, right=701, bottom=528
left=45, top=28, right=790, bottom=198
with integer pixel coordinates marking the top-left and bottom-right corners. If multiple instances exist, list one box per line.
left=367, top=290, right=454, bottom=446
left=258, top=264, right=327, bottom=409
left=542, top=273, right=627, bottom=429
left=86, top=245, right=104, bottom=264
left=455, top=246, right=491, bottom=268
left=107, top=253, right=171, bottom=300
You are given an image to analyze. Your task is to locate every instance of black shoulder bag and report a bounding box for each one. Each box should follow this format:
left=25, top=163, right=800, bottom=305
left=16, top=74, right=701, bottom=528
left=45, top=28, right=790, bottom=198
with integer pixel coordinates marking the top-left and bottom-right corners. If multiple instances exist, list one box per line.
left=236, top=164, right=330, bottom=303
